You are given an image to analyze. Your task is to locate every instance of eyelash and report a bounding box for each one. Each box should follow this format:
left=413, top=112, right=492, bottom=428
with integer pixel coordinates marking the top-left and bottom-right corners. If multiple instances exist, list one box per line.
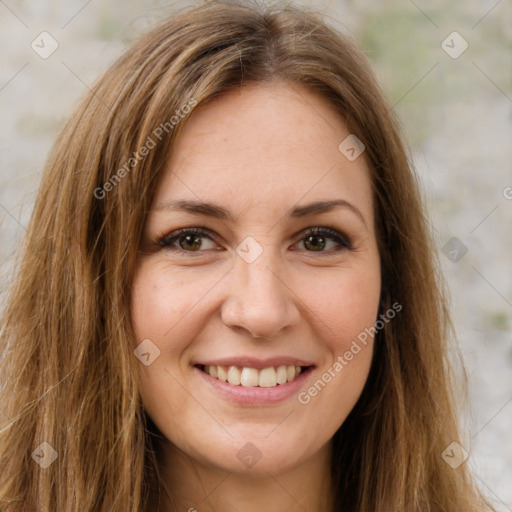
left=156, top=226, right=353, bottom=256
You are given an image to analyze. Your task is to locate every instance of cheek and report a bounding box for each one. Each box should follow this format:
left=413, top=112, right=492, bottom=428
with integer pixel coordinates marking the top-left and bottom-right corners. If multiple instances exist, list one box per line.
left=130, top=263, right=208, bottom=346
left=129, top=264, right=195, bottom=400
left=130, top=262, right=224, bottom=410
left=295, top=265, right=380, bottom=414
left=305, top=265, right=381, bottom=350
left=130, top=264, right=192, bottom=422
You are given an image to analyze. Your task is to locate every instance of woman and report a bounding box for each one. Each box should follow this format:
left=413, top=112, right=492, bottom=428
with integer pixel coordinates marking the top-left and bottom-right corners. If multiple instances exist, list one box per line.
left=0, top=1, right=494, bottom=510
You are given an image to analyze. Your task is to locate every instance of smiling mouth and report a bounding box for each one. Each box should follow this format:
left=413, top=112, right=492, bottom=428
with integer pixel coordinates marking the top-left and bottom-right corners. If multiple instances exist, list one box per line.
left=197, top=364, right=312, bottom=388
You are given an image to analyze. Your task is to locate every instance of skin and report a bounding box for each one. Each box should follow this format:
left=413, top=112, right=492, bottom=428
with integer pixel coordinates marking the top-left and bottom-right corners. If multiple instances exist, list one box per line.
left=130, top=81, right=381, bottom=512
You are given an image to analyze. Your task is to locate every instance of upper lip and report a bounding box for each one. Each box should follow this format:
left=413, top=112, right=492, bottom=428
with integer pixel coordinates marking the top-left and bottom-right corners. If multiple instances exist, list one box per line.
left=194, top=356, right=315, bottom=369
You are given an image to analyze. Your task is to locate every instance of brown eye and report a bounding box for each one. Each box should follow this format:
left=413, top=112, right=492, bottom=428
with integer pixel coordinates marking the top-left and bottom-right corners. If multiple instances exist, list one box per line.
left=158, top=227, right=216, bottom=253
left=303, top=234, right=328, bottom=251
left=297, top=227, right=352, bottom=254
left=177, top=234, right=203, bottom=251
left=157, top=226, right=352, bottom=256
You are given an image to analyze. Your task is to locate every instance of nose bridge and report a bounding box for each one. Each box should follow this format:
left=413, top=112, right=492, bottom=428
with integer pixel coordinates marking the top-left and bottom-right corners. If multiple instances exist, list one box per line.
left=220, top=238, right=299, bottom=339
left=235, top=240, right=287, bottom=308
left=240, top=245, right=282, bottom=300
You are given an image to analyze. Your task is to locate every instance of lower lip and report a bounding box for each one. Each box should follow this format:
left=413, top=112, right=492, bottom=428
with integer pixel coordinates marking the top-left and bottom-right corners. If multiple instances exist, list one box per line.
left=194, top=365, right=314, bottom=405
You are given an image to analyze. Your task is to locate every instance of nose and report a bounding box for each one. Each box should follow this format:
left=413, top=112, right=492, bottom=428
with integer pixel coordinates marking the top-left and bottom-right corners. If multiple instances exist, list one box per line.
left=220, top=249, right=300, bottom=340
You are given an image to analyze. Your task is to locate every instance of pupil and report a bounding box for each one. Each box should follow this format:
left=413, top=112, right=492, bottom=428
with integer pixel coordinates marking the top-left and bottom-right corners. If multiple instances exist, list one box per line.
left=305, top=235, right=325, bottom=251
left=182, top=235, right=201, bottom=250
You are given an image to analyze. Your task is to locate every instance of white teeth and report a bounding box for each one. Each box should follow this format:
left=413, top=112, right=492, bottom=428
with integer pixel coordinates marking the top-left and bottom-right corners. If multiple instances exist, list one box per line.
left=217, top=365, right=227, bottom=382
left=227, top=365, right=241, bottom=385
left=259, top=367, right=277, bottom=387
left=241, top=367, right=259, bottom=387
left=276, top=365, right=288, bottom=385
left=202, top=364, right=306, bottom=387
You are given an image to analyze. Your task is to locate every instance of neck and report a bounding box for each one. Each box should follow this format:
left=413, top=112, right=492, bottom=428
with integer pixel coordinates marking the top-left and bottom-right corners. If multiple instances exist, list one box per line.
left=156, top=439, right=334, bottom=512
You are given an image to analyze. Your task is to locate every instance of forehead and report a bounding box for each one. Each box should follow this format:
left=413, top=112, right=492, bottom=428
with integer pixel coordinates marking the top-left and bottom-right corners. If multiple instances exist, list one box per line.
left=155, top=81, right=373, bottom=225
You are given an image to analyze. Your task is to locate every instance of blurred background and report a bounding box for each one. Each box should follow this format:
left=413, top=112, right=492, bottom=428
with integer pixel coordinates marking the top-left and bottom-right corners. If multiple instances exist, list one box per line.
left=1, top=0, right=511, bottom=509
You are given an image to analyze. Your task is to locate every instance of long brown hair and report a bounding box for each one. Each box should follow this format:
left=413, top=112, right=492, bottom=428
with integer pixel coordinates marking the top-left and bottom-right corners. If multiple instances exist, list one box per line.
left=0, top=1, right=493, bottom=510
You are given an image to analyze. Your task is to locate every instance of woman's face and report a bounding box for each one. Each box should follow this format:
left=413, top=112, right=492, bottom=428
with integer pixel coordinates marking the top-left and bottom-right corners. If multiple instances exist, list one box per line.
left=131, top=81, right=381, bottom=476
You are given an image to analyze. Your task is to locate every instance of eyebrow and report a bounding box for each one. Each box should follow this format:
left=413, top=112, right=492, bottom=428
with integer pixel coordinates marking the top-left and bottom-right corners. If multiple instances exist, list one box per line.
left=153, top=199, right=367, bottom=228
